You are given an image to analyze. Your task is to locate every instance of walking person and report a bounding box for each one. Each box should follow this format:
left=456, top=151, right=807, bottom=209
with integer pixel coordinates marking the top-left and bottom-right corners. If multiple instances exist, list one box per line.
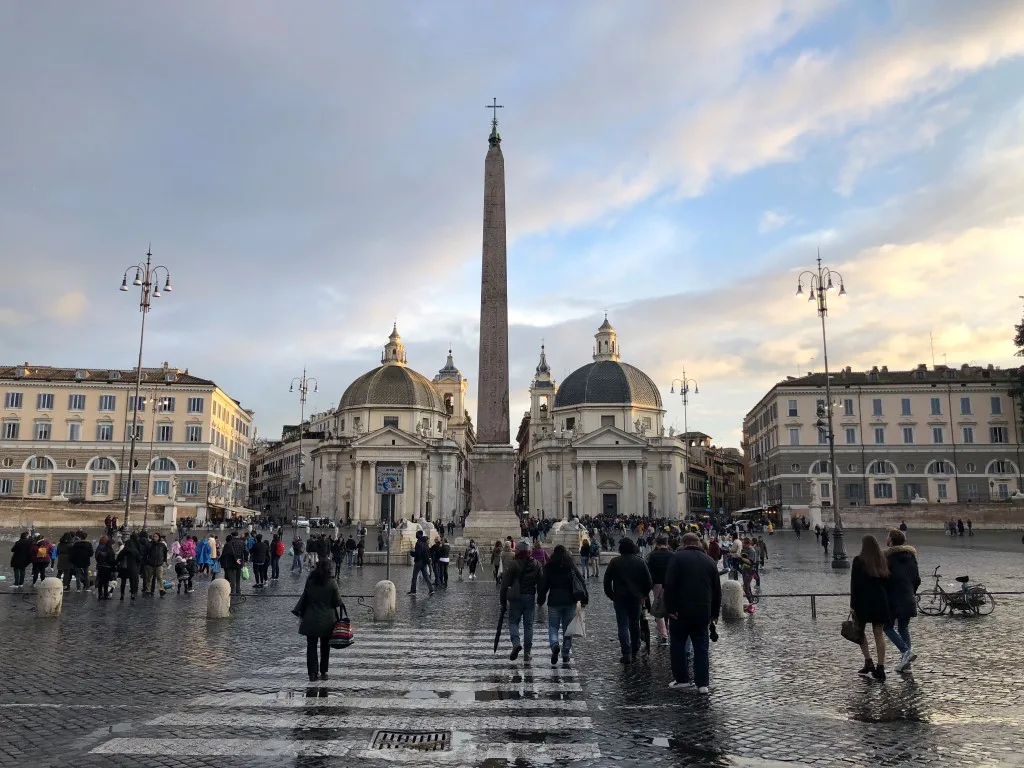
left=94, top=536, right=116, bottom=599
left=270, top=534, right=284, bottom=580
left=195, top=535, right=212, bottom=575
left=294, top=559, right=345, bottom=682
left=220, top=532, right=246, bottom=597
left=345, top=535, right=357, bottom=568
left=490, top=541, right=503, bottom=582
left=116, top=533, right=142, bottom=601
left=408, top=531, right=434, bottom=596
left=538, top=545, right=587, bottom=666
left=331, top=537, right=344, bottom=579
left=883, top=529, right=920, bottom=673
left=143, top=533, right=168, bottom=597
left=664, top=533, right=721, bottom=693
left=466, top=540, right=480, bottom=580
left=438, top=538, right=451, bottom=587
left=291, top=536, right=305, bottom=573
left=589, top=538, right=601, bottom=578
left=646, top=535, right=673, bottom=645
left=603, top=538, right=653, bottom=664
left=9, top=531, right=31, bottom=588
left=250, top=534, right=270, bottom=588
left=850, top=535, right=892, bottom=681
left=579, top=539, right=591, bottom=578
left=30, top=533, right=51, bottom=584
left=500, top=539, right=543, bottom=663
left=820, top=527, right=830, bottom=556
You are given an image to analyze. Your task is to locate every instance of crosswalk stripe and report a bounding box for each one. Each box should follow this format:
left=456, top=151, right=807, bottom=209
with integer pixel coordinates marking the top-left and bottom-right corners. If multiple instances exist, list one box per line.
left=222, top=679, right=581, bottom=692
left=249, top=667, right=577, bottom=679
left=190, top=693, right=587, bottom=711
left=91, top=738, right=601, bottom=762
left=333, top=640, right=504, bottom=649
left=150, top=712, right=595, bottom=731
left=269, top=657, right=561, bottom=668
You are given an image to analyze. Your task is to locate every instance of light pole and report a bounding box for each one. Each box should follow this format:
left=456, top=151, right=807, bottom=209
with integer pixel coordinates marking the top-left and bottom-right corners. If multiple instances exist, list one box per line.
left=119, top=247, right=172, bottom=529
left=669, top=374, right=699, bottom=521
left=796, top=251, right=849, bottom=569
left=142, top=393, right=171, bottom=529
left=289, top=368, right=318, bottom=523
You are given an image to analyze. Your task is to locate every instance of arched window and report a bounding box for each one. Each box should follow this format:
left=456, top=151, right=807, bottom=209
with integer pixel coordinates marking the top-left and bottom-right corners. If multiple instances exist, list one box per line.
left=89, top=457, right=117, bottom=471
left=986, top=459, right=1018, bottom=476
left=926, top=460, right=953, bottom=476
left=150, top=457, right=177, bottom=472
left=25, top=456, right=55, bottom=471
left=867, top=460, right=897, bottom=476
left=809, top=460, right=833, bottom=475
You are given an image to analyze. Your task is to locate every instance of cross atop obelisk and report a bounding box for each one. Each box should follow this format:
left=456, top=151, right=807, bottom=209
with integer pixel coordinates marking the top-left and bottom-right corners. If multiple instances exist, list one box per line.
left=486, top=97, right=503, bottom=147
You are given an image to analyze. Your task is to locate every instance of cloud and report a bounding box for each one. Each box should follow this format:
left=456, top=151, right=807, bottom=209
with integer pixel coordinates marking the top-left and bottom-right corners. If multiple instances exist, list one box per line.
left=758, top=210, right=792, bottom=233
left=48, top=291, right=87, bottom=322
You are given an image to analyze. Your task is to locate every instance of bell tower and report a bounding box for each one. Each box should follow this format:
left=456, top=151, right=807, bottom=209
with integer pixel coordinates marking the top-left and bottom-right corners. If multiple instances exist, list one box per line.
left=593, top=314, right=620, bottom=362
left=530, top=344, right=556, bottom=440
left=382, top=323, right=407, bottom=365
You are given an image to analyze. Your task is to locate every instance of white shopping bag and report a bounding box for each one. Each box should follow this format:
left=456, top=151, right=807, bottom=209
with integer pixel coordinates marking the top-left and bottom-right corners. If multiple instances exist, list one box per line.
left=565, top=605, right=587, bottom=639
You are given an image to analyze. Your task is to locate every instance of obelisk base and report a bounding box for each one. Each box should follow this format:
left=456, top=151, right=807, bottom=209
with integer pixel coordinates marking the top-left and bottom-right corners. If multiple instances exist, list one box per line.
left=464, top=444, right=520, bottom=544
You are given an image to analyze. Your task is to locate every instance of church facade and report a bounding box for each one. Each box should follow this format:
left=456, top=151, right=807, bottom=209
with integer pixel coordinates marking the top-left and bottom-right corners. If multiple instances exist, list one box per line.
left=521, top=318, right=689, bottom=520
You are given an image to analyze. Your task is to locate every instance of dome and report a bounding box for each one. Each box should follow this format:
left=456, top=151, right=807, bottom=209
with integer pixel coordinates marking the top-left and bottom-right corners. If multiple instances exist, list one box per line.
left=339, top=364, right=444, bottom=411
left=554, top=360, right=662, bottom=409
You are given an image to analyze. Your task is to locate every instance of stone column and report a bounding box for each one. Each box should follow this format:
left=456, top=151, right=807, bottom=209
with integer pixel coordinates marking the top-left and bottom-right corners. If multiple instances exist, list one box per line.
left=640, top=461, right=649, bottom=517
left=634, top=462, right=643, bottom=517
left=621, top=461, right=630, bottom=516
left=438, top=459, right=446, bottom=523
left=414, top=461, right=423, bottom=521
left=573, top=462, right=582, bottom=518
left=367, top=461, right=377, bottom=522
left=589, top=460, right=599, bottom=516
left=352, top=460, right=361, bottom=523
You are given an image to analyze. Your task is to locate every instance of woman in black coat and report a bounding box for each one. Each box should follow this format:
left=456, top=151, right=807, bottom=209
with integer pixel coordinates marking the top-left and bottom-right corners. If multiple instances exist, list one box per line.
left=850, top=535, right=891, bottom=680
left=883, top=529, right=921, bottom=673
left=9, top=531, right=32, bottom=587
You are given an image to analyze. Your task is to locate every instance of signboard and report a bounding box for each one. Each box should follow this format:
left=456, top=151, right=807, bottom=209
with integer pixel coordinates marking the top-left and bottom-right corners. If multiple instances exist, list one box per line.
left=375, top=465, right=404, bottom=494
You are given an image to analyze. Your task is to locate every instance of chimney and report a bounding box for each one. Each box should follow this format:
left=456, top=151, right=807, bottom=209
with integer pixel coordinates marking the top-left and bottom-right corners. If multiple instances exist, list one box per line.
left=881, top=366, right=889, bottom=374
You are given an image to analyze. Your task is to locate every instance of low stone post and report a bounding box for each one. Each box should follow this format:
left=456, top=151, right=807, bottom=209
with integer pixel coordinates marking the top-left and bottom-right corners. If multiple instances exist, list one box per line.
left=207, top=577, right=231, bottom=619
left=37, top=577, right=63, bottom=617
left=374, top=580, right=396, bottom=622
left=721, top=579, right=745, bottom=620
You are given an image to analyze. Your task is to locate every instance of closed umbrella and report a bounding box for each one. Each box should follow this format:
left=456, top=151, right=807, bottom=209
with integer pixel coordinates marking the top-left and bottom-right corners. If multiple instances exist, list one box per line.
left=493, top=603, right=506, bottom=655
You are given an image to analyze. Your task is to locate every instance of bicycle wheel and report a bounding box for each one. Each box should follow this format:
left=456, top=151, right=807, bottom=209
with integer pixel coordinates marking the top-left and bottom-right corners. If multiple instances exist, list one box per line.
left=917, top=588, right=945, bottom=616
left=971, top=588, right=996, bottom=616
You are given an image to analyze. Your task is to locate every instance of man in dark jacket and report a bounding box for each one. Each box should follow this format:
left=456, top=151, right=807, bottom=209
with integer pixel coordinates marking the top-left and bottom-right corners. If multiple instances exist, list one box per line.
left=603, top=538, right=653, bottom=664
left=664, top=532, right=721, bottom=693
left=220, top=532, right=246, bottom=596
left=501, top=539, right=544, bottom=663
left=646, top=535, right=673, bottom=644
left=345, top=535, right=358, bottom=568
left=883, top=529, right=921, bottom=672
left=408, top=531, right=434, bottom=596
left=144, top=533, right=168, bottom=597
left=250, top=534, right=270, bottom=588
left=67, top=531, right=95, bottom=591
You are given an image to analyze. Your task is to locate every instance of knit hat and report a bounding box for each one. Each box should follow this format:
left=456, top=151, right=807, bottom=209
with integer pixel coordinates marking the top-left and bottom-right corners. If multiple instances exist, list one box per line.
left=516, top=538, right=531, bottom=552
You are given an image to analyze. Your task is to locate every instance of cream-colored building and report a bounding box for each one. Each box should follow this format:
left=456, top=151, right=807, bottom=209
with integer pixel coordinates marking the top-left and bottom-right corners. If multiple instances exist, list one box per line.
left=0, top=361, right=254, bottom=522
left=520, top=318, right=690, bottom=519
left=744, top=364, right=1024, bottom=514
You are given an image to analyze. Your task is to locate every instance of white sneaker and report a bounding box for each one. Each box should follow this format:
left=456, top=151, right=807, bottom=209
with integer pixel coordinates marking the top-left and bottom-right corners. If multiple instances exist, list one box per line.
left=895, top=648, right=917, bottom=672
left=697, top=686, right=710, bottom=694
left=668, top=680, right=688, bottom=689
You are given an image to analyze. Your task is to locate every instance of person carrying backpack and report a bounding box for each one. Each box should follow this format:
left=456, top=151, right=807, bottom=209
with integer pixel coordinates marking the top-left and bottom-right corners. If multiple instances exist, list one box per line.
left=271, top=534, right=285, bottom=580
left=30, top=533, right=51, bottom=585
left=500, top=539, right=544, bottom=664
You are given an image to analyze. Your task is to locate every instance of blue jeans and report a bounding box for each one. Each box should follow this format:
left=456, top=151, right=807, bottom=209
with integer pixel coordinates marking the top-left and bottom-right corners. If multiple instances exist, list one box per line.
left=410, top=562, right=433, bottom=593
left=884, top=617, right=912, bottom=654
left=347, top=551, right=356, bottom=566
left=580, top=555, right=589, bottom=574
left=507, top=595, right=536, bottom=652
left=613, top=598, right=642, bottom=658
left=669, top=617, right=710, bottom=687
left=291, top=553, right=302, bottom=572
left=548, top=603, right=575, bottom=658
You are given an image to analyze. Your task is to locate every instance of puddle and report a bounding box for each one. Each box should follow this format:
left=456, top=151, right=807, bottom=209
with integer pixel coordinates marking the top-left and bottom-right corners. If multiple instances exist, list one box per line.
left=108, top=722, right=132, bottom=734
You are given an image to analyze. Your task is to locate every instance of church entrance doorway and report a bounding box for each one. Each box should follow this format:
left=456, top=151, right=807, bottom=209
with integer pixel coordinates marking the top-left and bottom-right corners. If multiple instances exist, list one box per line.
left=602, top=493, right=618, bottom=516
left=379, top=494, right=396, bottom=527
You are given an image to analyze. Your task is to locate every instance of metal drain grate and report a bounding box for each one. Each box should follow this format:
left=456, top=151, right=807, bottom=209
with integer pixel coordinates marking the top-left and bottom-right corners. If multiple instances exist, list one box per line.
left=370, top=729, right=453, bottom=752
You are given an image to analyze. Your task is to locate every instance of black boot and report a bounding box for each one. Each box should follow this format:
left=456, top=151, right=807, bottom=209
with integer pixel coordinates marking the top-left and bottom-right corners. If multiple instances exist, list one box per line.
left=871, top=663, right=886, bottom=681
left=857, top=659, right=875, bottom=675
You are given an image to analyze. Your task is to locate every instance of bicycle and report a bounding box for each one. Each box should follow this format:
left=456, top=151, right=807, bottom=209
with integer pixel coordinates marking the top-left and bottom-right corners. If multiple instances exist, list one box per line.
left=917, top=566, right=995, bottom=616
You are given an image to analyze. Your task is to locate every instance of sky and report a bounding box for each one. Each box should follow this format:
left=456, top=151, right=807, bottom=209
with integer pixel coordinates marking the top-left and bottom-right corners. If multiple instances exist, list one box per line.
left=2, top=1, right=1024, bottom=449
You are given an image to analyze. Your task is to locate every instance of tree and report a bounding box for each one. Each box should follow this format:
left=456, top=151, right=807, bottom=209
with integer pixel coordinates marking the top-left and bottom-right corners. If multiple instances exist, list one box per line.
left=1016, top=296, right=1024, bottom=356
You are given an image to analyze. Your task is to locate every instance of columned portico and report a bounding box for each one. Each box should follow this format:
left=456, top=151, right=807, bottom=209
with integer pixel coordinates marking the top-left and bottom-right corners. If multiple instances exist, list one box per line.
left=352, top=460, right=362, bottom=522
left=621, top=460, right=630, bottom=516
left=573, top=462, right=582, bottom=517
left=588, top=461, right=598, bottom=517
left=414, top=460, right=423, bottom=520
left=367, top=461, right=376, bottom=521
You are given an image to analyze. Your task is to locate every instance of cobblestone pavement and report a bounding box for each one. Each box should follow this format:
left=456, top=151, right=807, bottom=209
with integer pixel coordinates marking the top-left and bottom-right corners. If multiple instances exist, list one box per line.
left=0, top=530, right=1022, bottom=768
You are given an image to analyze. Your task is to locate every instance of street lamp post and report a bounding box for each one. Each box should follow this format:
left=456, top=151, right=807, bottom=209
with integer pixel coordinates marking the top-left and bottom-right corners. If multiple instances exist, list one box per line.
left=289, top=368, right=318, bottom=523
left=142, top=394, right=171, bottom=529
left=119, top=247, right=172, bottom=530
left=669, top=374, right=699, bottom=521
left=796, top=251, right=850, bottom=569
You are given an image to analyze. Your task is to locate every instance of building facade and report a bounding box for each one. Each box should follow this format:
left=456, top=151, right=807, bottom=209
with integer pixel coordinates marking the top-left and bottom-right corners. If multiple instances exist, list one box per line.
left=0, top=362, right=253, bottom=521
left=743, top=364, right=1024, bottom=515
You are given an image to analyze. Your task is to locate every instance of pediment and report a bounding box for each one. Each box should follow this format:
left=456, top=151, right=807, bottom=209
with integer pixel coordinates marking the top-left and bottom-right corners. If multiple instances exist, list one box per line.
left=573, top=425, right=647, bottom=448
left=352, top=426, right=427, bottom=449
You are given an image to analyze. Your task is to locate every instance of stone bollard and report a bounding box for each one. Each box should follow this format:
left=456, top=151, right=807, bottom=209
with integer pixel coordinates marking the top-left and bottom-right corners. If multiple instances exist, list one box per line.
left=373, top=580, right=396, bottom=622
left=721, top=579, right=745, bottom=620
left=207, top=578, right=231, bottom=619
left=37, top=577, right=64, bottom=617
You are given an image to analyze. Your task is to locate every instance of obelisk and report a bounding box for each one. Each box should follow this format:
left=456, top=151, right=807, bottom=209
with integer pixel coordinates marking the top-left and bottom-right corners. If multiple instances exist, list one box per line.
left=463, top=99, right=521, bottom=544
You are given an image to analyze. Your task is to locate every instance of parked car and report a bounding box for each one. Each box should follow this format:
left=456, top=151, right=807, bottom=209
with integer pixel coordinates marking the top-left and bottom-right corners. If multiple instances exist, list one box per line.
left=296, top=517, right=310, bottom=529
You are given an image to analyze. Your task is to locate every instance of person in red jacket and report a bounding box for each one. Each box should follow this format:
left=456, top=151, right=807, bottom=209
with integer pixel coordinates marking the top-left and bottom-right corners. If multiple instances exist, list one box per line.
left=270, top=533, right=285, bottom=581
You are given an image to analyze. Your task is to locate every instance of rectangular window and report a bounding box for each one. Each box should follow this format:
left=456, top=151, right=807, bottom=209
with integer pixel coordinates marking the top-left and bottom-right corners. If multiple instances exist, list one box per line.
left=4, top=392, right=22, bottom=409
left=845, top=427, right=856, bottom=444
left=820, top=482, right=830, bottom=498
left=35, top=421, right=51, bottom=440
left=128, top=396, right=146, bottom=412
left=91, top=479, right=110, bottom=496
left=904, top=483, right=921, bottom=501
left=874, top=427, right=885, bottom=444
left=818, top=428, right=828, bottom=445
left=966, top=483, right=979, bottom=500
left=182, top=480, right=198, bottom=496
left=960, top=397, right=972, bottom=415
left=68, top=394, right=86, bottom=411
left=125, top=424, right=143, bottom=441
left=873, top=399, right=883, bottom=417
left=991, top=396, right=1002, bottom=415
left=994, top=460, right=1007, bottom=474
left=187, top=396, right=204, bottom=414
left=873, top=482, right=893, bottom=499
left=36, top=393, right=54, bottom=410
left=186, top=425, right=202, bottom=442
left=98, top=395, right=116, bottom=412
left=601, top=415, right=615, bottom=427
left=930, top=397, right=941, bottom=415
left=998, top=483, right=1009, bottom=499
left=902, top=427, right=914, bottom=444
left=843, top=399, right=854, bottom=416
left=932, top=427, right=944, bottom=444
left=788, top=400, right=798, bottom=417
left=846, top=483, right=863, bottom=500
left=153, top=480, right=170, bottom=496
left=642, top=416, right=652, bottom=429
left=900, top=398, right=911, bottom=416
left=353, top=417, right=361, bottom=431
left=120, top=479, right=140, bottom=498
left=60, top=479, right=83, bottom=495
left=962, top=426, right=974, bottom=444
left=937, top=482, right=948, bottom=500
left=159, top=397, right=176, bottom=413
left=156, top=424, right=173, bottom=442
left=27, top=479, right=47, bottom=496
left=2, top=421, right=20, bottom=440
left=788, top=428, right=800, bottom=446
left=383, top=416, right=399, bottom=428
left=790, top=483, right=802, bottom=499
left=990, top=426, right=1008, bottom=444
left=67, top=422, right=81, bottom=441
left=96, top=423, right=113, bottom=441
left=0, top=479, right=11, bottom=495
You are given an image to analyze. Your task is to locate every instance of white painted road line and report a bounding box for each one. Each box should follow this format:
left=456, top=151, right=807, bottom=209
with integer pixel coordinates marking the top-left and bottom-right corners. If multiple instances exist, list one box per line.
left=249, top=666, right=578, bottom=679
left=267, top=657, right=564, bottom=669
left=150, top=712, right=595, bottom=731
left=190, top=693, right=588, bottom=710
left=91, top=738, right=601, bottom=762
left=222, top=678, right=582, bottom=692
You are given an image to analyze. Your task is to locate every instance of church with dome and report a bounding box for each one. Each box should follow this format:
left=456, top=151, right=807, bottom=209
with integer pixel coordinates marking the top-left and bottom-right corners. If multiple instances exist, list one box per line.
left=307, top=325, right=475, bottom=524
left=519, top=317, right=688, bottom=519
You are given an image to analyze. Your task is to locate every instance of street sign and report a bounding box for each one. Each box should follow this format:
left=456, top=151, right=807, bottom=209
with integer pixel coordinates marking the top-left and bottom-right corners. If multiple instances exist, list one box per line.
left=375, top=465, right=404, bottom=494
